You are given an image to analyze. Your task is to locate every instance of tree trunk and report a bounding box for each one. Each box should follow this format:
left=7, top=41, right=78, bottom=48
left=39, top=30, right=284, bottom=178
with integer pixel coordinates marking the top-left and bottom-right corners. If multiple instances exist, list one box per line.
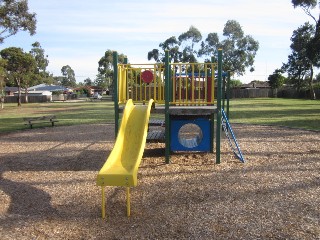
left=25, top=86, right=29, bottom=103
left=0, top=96, right=4, bottom=109
left=309, top=65, right=316, bottom=100
left=17, top=86, right=22, bottom=107
left=14, top=77, right=22, bottom=107
left=272, top=88, right=278, bottom=98
left=0, top=77, right=4, bottom=109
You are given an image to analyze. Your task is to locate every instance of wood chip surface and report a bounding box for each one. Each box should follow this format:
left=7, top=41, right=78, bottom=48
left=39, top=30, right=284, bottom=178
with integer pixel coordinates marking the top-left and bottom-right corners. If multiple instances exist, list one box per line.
left=0, top=123, right=319, bottom=239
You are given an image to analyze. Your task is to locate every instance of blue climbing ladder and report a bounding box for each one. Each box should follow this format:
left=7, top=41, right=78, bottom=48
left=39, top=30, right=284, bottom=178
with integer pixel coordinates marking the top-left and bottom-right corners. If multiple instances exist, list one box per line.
left=221, top=109, right=245, bottom=163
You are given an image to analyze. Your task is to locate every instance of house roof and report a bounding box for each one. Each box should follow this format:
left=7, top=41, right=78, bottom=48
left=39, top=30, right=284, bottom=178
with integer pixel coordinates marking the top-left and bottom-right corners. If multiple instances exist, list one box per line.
left=74, top=86, right=103, bottom=90
left=241, top=81, right=270, bottom=89
left=28, top=84, right=68, bottom=92
left=16, top=90, right=52, bottom=95
left=5, top=86, right=19, bottom=92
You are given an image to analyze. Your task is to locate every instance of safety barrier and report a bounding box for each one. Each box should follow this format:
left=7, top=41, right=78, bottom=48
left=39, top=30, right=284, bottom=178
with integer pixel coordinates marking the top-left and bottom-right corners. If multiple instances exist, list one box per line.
left=117, top=62, right=216, bottom=105
left=171, top=62, right=215, bottom=105
left=118, top=63, right=165, bottom=104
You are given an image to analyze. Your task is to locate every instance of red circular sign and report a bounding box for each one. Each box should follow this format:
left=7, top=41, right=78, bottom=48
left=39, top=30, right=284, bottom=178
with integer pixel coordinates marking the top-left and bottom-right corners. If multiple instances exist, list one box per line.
left=141, top=70, right=153, bottom=83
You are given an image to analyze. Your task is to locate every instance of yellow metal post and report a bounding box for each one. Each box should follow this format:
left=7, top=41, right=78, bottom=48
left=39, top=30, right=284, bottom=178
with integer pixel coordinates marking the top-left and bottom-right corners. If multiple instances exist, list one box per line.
left=135, top=70, right=138, bottom=101
left=212, top=63, right=215, bottom=104
left=101, top=187, right=106, bottom=219
left=179, top=65, right=182, bottom=103
left=198, top=68, right=201, bottom=103
left=126, top=187, right=131, bottom=217
left=191, top=64, right=195, bottom=102
left=153, top=66, right=156, bottom=102
left=205, top=65, right=208, bottom=102
left=185, top=66, right=188, bottom=102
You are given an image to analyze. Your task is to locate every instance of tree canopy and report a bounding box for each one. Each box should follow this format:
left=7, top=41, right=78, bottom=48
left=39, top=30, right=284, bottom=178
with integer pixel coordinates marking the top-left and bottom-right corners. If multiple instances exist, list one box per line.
left=61, top=65, right=76, bottom=87
left=268, top=69, right=286, bottom=89
left=30, top=41, right=49, bottom=75
left=98, top=49, right=127, bottom=87
left=148, top=21, right=259, bottom=77
left=282, top=22, right=315, bottom=91
left=292, top=0, right=320, bottom=67
left=0, top=0, right=37, bottom=43
left=280, top=1, right=320, bottom=99
left=0, top=47, right=36, bottom=106
left=200, top=20, right=259, bottom=75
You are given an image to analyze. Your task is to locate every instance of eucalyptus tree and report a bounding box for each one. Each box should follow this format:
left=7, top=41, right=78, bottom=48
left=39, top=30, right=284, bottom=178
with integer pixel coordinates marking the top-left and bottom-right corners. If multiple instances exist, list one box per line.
left=94, top=73, right=108, bottom=90
left=29, top=41, right=53, bottom=86
left=98, top=49, right=127, bottom=87
left=61, top=65, right=76, bottom=87
left=0, top=58, right=6, bottom=109
left=0, top=47, right=36, bottom=106
left=283, top=52, right=308, bottom=91
left=148, top=26, right=202, bottom=63
left=0, top=0, right=36, bottom=43
left=199, top=20, right=259, bottom=76
left=147, top=21, right=259, bottom=78
left=83, top=77, right=92, bottom=86
left=283, top=22, right=316, bottom=98
left=148, top=36, right=181, bottom=63
left=178, top=25, right=202, bottom=63
left=292, top=0, right=320, bottom=66
left=29, top=42, right=49, bottom=75
left=268, top=69, right=286, bottom=94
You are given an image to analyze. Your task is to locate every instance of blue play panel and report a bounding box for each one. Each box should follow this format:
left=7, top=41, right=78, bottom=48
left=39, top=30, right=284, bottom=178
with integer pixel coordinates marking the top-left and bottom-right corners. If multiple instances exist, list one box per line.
left=170, top=118, right=211, bottom=152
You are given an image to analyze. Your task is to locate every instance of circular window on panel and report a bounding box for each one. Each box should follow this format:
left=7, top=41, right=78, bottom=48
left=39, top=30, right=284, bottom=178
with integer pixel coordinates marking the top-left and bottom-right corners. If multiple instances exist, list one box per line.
left=178, top=123, right=203, bottom=148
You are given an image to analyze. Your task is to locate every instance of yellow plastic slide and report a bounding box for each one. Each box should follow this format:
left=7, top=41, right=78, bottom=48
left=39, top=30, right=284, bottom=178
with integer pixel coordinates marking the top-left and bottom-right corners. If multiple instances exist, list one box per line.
left=96, top=99, right=154, bottom=218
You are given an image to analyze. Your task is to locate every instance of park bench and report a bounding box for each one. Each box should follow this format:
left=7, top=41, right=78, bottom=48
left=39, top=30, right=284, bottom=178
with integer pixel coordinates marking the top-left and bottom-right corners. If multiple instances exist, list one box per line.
left=23, top=115, right=58, bottom=129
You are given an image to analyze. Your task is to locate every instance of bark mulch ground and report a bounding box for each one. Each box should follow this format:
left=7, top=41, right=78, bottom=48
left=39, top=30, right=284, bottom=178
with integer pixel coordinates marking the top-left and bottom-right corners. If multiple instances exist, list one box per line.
left=0, top=123, right=319, bottom=239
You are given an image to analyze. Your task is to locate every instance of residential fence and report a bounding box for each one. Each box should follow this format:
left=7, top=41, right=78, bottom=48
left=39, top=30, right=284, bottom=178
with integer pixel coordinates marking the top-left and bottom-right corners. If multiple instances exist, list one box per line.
left=4, top=95, right=51, bottom=103
left=230, top=88, right=272, bottom=98
left=3, top=88, right=319, bottom=104
left=229, top=88, right=319, bottom=99
left=276, top=88, right=320, bottom=99
left=4, top=94, right=81, bottom=103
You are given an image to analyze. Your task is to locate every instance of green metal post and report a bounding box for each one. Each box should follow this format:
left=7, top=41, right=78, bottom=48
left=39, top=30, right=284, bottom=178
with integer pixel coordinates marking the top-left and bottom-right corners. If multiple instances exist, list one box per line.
left=113, top=51, right=119, bottom=138
left=210, top=112, right=214, bottom=153
left=227, top=71, right=231, bottom=119
left=169, top=67, right=173, bottom=102
left=216, top=49, right=223, bottom=164
left=165, top=50, right=170, bottom=164
left=222, top=75, right=226, bottom=110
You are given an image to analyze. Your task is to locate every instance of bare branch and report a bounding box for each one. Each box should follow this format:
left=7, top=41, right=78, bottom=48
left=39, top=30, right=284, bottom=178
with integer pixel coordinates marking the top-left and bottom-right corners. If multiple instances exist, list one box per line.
left=302, top=6, right=318, bottom=23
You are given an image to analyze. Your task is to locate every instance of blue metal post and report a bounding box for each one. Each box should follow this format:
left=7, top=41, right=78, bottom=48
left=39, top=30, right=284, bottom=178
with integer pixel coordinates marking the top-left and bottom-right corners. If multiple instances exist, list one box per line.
left=227, top=71, right=231, bottom=119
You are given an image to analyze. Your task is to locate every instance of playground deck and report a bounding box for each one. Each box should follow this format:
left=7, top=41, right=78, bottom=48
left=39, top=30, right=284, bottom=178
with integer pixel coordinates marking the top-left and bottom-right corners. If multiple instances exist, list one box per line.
left=120, top=105, right=217, bottom=115
left=151, top=105, right=217, bottom=115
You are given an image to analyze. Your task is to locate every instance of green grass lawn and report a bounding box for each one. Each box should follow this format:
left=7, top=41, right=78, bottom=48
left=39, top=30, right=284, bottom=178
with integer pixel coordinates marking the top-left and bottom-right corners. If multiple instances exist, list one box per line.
left=0, top=100, right=115, bottom=133
left=0, top=98, right=319, bottom=133
left=229, top=98, right=320, bottom=131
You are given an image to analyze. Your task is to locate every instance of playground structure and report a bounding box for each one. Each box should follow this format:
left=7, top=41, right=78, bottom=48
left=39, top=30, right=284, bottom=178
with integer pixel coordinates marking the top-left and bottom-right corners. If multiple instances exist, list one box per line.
left=97, top=49, right=245, bottom=218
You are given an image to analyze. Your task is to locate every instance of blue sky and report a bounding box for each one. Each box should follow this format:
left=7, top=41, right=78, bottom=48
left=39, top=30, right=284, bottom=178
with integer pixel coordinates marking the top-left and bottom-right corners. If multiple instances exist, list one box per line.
left=1, top=0, right=317, bottom=83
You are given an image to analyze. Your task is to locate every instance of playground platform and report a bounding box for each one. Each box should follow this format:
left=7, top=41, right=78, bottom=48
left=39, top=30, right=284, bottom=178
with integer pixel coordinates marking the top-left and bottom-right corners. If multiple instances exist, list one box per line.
left=151, top=105, right=217, bottom=115
left=120, top=105, right=217, bottom=115
left=96, top=49, right=245, bottom=218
